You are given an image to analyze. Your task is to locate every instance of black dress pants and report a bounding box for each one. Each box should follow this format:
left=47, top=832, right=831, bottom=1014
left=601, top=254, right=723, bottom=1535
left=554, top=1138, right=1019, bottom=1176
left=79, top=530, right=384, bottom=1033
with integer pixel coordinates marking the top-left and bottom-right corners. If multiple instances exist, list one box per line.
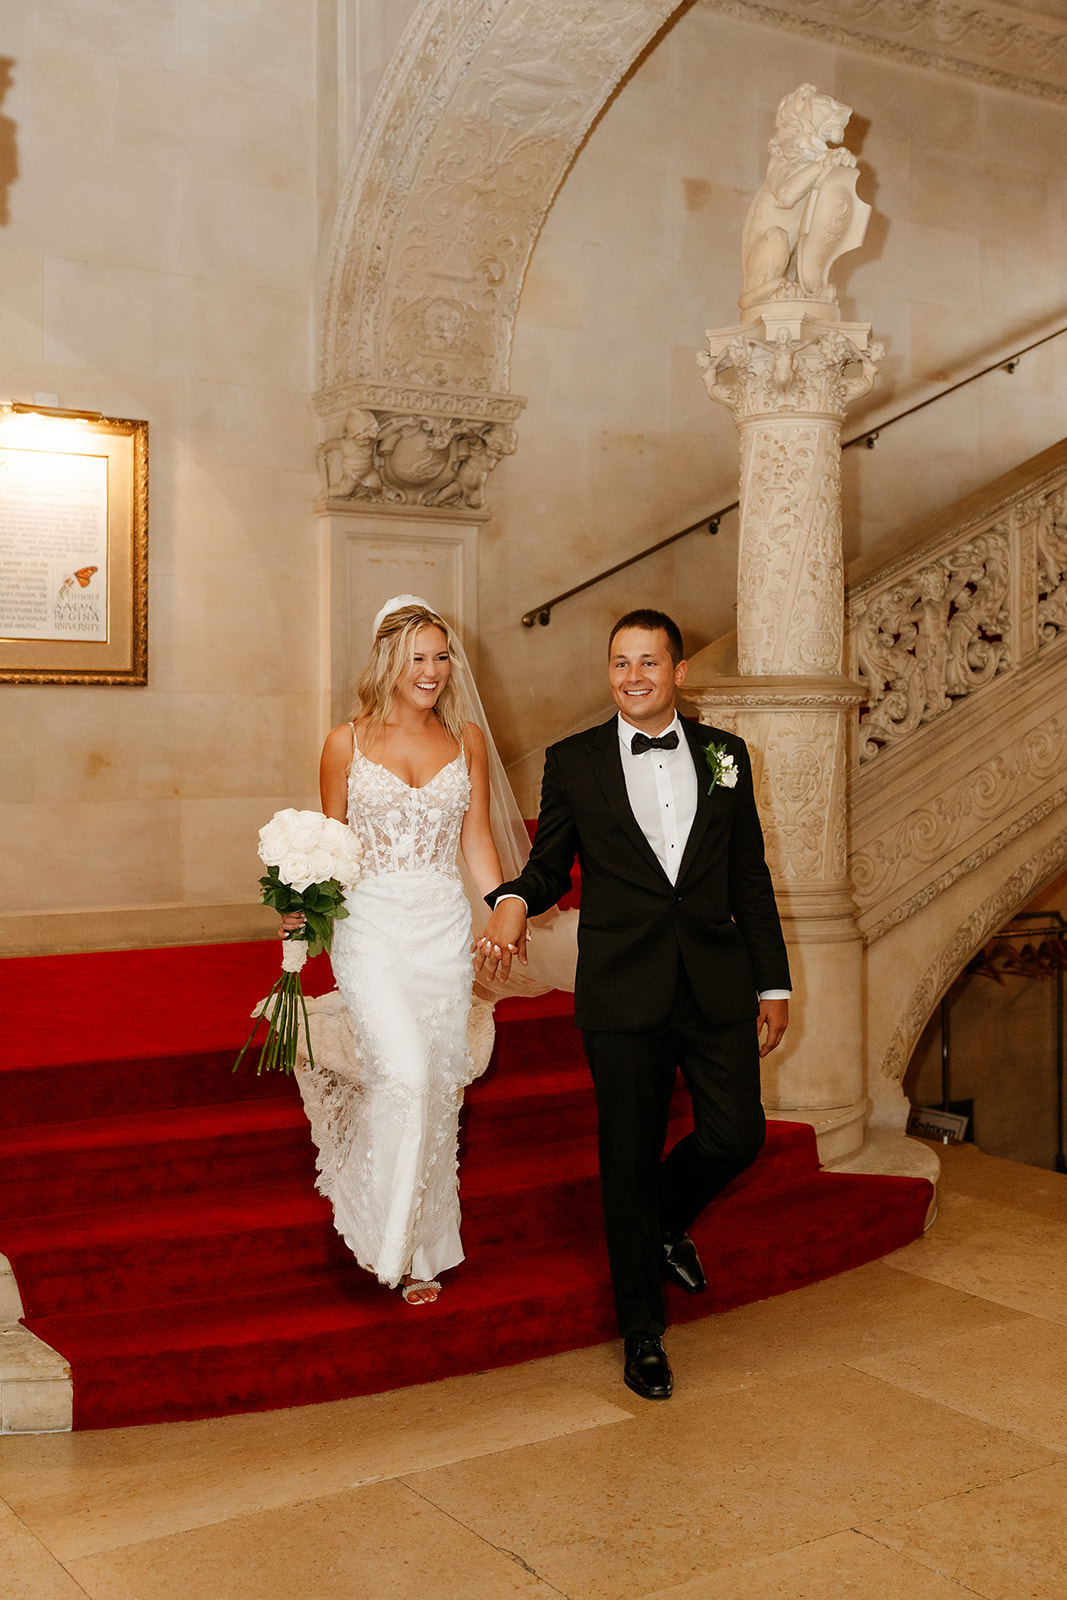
left=582, top=968, right=766, bottom=1339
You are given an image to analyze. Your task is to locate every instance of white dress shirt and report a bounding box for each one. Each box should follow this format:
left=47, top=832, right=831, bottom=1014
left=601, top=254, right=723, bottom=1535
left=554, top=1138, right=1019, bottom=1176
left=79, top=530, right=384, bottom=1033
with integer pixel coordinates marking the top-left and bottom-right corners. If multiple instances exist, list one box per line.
left=617, top=712, right=696, bottom=886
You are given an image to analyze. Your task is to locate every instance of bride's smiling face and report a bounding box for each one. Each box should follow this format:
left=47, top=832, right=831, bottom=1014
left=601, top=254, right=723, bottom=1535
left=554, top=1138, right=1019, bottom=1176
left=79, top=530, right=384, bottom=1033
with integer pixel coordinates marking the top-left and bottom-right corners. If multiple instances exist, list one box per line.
left=395, top=624, right=451, bottom=711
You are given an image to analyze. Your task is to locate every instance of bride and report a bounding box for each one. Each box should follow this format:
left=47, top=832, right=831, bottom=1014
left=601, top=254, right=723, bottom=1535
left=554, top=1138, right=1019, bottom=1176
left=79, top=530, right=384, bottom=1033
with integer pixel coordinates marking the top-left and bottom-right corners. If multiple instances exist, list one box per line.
left=284, top=596, right=575, bottom=1306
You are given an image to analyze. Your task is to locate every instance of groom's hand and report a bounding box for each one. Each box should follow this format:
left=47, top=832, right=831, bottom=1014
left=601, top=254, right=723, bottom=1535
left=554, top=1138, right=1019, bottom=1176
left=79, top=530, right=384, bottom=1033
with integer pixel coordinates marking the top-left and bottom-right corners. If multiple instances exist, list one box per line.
left=757, top=997, right=788, bottom=1057
left=473, top=898, right=529, bottom=983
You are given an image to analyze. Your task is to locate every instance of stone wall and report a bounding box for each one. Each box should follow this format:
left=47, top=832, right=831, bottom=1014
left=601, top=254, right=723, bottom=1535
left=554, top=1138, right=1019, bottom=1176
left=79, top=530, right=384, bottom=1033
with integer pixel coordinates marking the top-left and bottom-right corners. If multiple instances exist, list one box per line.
left=1, top=2, right=321, bottom=953
left=3, top=0, right=1067, bottom=944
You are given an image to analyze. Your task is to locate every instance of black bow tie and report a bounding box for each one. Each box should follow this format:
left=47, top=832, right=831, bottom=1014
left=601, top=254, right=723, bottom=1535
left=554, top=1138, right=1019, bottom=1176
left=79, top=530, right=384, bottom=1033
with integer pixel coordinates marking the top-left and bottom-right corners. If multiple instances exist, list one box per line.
left=630, top=730, right=680, bottom=755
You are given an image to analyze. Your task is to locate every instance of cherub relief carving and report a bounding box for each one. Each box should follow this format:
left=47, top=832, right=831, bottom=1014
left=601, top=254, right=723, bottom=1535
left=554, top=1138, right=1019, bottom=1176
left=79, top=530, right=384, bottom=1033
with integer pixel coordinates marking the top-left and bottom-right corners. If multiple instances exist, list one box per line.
left=318, top=411, right=516, bottom=510
left=423, top=423, right=517, bottom=509
left=318, top=408, right=382, bottom=500
left=740, top=83, right=871, bottom=316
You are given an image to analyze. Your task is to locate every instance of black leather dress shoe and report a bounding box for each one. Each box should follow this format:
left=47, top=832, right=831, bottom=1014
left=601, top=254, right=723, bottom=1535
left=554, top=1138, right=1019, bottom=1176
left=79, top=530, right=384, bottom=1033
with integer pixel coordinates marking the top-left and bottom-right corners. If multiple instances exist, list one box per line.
left=662, top=1231, right=707, bottom=1294
left=624, top=1336, right=673, bottom=1400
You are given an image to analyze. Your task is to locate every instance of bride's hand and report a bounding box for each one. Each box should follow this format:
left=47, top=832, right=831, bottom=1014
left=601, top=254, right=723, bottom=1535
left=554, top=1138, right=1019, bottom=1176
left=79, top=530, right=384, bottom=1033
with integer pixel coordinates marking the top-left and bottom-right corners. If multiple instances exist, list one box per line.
left=472, top=901, right=528, bottom=983
left=279, top=912, right=305, bottom=937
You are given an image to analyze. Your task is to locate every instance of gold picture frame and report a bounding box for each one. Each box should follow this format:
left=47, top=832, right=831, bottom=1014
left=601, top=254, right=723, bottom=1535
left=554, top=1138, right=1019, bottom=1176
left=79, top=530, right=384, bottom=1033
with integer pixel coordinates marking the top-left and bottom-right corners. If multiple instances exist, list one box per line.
left=0, top=407, right=148, bottom=684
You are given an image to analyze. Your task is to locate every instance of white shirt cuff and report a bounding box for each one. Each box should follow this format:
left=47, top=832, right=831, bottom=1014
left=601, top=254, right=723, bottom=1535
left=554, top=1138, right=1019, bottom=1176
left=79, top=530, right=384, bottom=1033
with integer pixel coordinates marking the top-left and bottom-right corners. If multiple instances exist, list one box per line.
left=492, top=892, right=528, bottom=911
left=758, top=990, right=790, bottom=1000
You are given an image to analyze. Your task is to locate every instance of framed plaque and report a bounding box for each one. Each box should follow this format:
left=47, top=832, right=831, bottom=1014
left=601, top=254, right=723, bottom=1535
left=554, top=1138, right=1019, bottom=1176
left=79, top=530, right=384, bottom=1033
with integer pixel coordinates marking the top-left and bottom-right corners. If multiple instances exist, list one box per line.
left=0, top=408, right=148, bottom=684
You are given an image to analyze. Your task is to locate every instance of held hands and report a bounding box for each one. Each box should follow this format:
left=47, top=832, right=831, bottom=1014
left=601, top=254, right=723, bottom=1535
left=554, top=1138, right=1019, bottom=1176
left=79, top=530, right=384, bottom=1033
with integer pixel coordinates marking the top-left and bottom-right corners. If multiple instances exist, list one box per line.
left=758, top=997, right=788, bottom=1058
left=472, top=899, right=529, bottom=984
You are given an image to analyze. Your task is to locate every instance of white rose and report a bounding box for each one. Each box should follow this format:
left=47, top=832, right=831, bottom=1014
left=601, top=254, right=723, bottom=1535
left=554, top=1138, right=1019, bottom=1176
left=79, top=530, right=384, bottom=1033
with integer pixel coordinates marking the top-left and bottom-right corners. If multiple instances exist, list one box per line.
left=720, top=757, right=738, bottom=788
left=288, top=813, right=322, bottom=851
left=258, top=813, right=295, bottom=865
left=279, top=852, right=314, bottom=891
left=306, top=848, right=334, bottom=883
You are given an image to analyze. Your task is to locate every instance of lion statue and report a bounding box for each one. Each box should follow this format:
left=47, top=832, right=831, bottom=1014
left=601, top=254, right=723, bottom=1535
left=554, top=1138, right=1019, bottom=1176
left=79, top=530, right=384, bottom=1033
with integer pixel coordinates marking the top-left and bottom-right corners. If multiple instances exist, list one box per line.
left=739, top=84, right=870, bottom=316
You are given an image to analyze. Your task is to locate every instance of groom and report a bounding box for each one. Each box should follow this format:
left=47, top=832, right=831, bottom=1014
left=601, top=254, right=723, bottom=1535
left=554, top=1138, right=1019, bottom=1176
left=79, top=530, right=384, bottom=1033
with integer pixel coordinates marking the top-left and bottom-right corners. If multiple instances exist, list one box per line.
left=476, top=609, right=790, bottom=1400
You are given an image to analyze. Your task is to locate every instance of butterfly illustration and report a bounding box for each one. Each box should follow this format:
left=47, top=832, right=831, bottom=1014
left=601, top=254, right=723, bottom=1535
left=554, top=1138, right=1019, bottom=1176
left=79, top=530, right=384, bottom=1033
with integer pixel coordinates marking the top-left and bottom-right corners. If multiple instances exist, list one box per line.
left=74, top=566, right=98, bottom=587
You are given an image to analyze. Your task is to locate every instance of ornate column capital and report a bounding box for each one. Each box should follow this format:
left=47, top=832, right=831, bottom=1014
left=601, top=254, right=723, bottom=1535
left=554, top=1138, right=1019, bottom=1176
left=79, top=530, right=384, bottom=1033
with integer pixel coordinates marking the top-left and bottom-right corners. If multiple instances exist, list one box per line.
left=700, top=313, right=882, bottom=425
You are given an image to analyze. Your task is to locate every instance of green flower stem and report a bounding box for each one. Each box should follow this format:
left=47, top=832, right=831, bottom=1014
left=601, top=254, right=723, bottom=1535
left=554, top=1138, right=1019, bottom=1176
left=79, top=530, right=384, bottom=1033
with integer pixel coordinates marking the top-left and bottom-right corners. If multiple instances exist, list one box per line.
left=232, top=973, right=284, bottom=1076
left=232, top=967, right=316, bottom=1078
left=297, top=979, right=316, bottom=1072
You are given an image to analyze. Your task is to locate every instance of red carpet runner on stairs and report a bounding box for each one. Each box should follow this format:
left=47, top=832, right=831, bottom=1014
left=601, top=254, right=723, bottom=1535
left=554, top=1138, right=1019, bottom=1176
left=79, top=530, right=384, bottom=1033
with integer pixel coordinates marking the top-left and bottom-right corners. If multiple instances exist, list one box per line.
left=0, top=943, right=933, bottom=1429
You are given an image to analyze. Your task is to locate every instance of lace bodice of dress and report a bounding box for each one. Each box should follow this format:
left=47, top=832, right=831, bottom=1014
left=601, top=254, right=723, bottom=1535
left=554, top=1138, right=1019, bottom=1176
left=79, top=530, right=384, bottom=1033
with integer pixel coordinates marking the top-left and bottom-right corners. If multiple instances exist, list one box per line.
left=347, top=731, right=470, bottom=878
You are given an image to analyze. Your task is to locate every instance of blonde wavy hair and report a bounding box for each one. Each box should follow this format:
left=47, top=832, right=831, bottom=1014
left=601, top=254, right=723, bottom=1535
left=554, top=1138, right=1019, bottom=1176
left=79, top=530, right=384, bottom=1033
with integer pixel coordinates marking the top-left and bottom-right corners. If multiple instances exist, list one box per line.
left=353, top=604, right=466, bottom=744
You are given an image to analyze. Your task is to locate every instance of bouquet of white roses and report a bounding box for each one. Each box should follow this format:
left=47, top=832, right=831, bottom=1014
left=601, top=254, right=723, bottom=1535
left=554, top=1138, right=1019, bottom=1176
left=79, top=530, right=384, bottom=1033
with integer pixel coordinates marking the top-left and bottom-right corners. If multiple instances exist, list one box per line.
left=234, top=809, right=364, bottom=1076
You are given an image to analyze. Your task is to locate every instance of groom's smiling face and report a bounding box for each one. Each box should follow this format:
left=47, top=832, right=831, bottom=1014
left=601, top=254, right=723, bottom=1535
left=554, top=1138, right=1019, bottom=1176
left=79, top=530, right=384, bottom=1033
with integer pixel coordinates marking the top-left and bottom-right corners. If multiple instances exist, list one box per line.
left=608, top=627, right=688, bottom=733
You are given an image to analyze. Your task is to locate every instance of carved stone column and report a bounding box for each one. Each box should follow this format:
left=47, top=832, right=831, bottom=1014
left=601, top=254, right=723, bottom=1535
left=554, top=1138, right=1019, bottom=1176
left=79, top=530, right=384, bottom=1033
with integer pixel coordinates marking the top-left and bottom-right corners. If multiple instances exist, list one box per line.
left=688, top=308, right=881, bottom=1161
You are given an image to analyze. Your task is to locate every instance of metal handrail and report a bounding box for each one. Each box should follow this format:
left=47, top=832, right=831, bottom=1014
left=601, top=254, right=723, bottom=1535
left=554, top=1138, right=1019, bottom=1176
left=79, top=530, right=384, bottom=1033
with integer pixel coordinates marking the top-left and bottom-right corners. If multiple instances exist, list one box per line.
left=520, top=504, right=734, bottom=629
left=521, top=321, right=1067, bottom=627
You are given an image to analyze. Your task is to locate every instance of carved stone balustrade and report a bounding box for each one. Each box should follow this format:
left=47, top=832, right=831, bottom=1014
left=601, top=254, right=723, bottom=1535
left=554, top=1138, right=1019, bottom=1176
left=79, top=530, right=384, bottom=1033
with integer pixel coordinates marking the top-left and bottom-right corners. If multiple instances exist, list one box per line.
left=847, top=441, right=1067, bottom=1138
left=848, top=455, right=1067, bottom=772
left=849, top=440, right=1067, bottom=944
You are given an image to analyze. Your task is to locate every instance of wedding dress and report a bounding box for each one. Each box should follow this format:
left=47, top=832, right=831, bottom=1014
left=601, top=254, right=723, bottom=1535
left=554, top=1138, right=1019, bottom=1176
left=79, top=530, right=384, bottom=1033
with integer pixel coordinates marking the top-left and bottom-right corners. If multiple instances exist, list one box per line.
left=291, top=591, right=576, bottom=1292
left=294, top=731, right=492, bottom=1288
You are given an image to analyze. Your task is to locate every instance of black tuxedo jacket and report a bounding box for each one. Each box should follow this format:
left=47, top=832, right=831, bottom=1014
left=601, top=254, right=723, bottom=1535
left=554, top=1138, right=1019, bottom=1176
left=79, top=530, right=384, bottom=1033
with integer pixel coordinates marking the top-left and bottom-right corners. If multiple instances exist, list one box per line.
left=494, top=715, right=790, bottom=1033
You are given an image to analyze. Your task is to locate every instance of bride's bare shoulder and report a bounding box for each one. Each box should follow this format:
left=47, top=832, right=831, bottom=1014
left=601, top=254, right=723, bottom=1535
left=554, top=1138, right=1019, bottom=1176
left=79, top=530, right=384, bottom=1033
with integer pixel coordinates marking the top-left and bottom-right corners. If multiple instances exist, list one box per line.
left=462, top=719, right=488, bottom=773
left=322, top=722, right=357, bottom=759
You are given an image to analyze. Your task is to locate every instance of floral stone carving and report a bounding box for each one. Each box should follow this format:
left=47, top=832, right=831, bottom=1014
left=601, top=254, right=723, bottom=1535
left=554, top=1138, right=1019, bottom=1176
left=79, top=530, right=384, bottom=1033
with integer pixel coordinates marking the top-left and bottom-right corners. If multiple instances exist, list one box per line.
left=853, top=530, right=1012, bottom=760
left=1037, top=487, right=1067, bottom=646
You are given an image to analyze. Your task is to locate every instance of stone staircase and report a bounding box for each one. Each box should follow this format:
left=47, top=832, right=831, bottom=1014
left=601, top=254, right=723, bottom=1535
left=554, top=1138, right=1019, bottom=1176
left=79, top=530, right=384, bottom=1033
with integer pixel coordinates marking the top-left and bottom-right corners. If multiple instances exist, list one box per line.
left=685, top=439, right=1067, bottom=1161
left=8, top=441, right=1067, bottom=1432
left=847, top=439, right=1067, bottom=1133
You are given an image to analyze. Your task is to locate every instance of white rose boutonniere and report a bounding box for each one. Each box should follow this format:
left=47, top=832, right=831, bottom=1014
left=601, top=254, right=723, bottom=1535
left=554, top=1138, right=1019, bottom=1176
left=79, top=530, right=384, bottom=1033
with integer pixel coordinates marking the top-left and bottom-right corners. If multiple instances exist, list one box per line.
left=703, top=742, right=739, bottom=794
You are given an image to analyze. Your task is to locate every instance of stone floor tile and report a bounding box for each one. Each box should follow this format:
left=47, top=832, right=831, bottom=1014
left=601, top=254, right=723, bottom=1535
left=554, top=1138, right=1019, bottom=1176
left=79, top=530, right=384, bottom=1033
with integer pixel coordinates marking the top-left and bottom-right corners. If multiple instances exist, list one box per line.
left=656, top=1258, right=1027, bottom=1403
left=0, top=1356, right=629, bottom=1562
left=851, top=1314, right=1067, bottom=1451
left=933, top=1144, right=1067, bottom=1223
left=882, top=1189, right=1067, bottom=1321
left=401, top=1366, right=1054, bottom=1600
left=64, top=1479, right=559, bottom=1600
left=0, top=1500, right=87, bottom=1600
left=862, top=1459, right=1067, bottom=1599
left=640, top=1527, right=988, bottom=1599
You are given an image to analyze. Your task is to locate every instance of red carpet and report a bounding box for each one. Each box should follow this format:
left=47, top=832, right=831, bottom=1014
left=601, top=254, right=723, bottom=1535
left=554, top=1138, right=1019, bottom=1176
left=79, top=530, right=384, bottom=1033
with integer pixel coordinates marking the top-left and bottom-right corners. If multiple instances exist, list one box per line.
left=0, top=944, right=932, bottom=1429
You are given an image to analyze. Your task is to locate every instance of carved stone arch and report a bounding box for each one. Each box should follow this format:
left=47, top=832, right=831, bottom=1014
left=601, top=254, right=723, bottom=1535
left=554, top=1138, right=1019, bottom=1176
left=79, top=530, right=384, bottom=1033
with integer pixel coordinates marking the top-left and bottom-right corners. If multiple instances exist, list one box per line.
left=315, top=0, right=685, bottom=438
left=879, top=822, right=1067, bottom=1090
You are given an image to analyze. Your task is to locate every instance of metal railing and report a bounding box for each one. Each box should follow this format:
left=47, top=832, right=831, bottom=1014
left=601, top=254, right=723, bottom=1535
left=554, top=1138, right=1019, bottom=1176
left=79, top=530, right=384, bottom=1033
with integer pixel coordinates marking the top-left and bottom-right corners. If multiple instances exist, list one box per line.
left=520, top=322, right=1067, bottom=628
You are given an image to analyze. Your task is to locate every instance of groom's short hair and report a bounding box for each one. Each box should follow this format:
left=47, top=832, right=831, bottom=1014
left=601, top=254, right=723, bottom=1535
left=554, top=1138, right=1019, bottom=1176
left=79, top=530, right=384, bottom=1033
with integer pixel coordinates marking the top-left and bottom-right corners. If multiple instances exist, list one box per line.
left=609, top=609, right=684, bottom=665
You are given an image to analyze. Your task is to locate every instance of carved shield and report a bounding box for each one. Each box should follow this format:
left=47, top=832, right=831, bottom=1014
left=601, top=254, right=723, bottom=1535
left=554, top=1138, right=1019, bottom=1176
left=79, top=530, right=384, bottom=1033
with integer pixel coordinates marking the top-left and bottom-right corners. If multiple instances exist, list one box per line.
left=796, top=165, right=871, bottom=298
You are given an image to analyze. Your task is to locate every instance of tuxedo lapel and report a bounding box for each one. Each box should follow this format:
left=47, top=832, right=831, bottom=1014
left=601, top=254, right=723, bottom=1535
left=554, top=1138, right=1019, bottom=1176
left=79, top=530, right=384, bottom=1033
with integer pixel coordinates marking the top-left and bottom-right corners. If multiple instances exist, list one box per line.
left=586, top=717, right=667, bottom=880
left=676, top=719, right=715, bottom=883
